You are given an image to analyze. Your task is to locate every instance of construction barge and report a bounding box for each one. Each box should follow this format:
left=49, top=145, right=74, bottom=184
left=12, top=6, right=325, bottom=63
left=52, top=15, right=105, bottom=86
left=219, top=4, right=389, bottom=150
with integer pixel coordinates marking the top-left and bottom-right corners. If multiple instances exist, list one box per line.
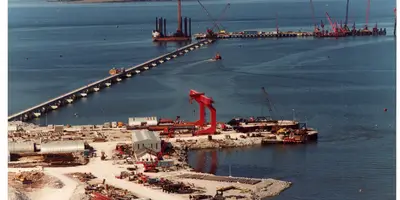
left=152, top=0, right=192, bottom=42
left=194, top=0, right=390, bottom=40
left=194, top=26, right=387, bottom=40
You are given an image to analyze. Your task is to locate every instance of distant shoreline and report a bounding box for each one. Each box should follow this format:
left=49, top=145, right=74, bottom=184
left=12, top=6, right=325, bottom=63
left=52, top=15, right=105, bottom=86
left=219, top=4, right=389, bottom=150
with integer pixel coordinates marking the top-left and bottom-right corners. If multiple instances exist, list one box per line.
left=47, top=0, right=187, bottom=3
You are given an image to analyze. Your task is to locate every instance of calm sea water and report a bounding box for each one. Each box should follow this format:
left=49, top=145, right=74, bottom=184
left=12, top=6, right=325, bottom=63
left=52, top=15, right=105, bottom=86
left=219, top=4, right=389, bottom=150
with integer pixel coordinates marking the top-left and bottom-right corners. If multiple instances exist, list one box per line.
left=9, top=0, right=396, bottom=199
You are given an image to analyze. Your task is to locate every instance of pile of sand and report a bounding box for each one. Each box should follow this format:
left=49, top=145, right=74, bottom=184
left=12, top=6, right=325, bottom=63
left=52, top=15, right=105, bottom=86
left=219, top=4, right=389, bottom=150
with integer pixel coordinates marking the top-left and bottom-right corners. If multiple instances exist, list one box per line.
left=8, top=187, right=31, bottom=200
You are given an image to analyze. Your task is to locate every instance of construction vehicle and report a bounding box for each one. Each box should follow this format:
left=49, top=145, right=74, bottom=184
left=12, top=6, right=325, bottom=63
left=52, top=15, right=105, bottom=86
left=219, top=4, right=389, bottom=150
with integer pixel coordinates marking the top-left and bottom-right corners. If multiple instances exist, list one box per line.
left=214, top=190, right=224, bottom=200
left=109, top=67, right=124, bottom=75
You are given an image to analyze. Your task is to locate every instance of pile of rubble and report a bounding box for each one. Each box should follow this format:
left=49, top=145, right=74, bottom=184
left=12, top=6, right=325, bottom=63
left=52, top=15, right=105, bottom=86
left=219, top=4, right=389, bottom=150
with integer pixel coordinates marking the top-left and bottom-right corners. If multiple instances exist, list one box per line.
left=85, top=181, right=138, bottom=200
left=8, top=121, right=39, bottom=130
left=68, top=172, right=97, bottom=182
left=11, top=171, right=45, bottom=185
left=115, top=170, right=200, bottom=195
left=9, top=171, right=64, bottom=191
left=173, top=137, right=263, bottom=150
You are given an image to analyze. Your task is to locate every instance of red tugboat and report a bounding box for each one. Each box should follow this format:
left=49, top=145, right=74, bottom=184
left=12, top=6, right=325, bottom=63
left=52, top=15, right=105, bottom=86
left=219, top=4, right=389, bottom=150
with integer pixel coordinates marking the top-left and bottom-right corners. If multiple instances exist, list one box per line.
left=213, top=52, right=222, bottom=61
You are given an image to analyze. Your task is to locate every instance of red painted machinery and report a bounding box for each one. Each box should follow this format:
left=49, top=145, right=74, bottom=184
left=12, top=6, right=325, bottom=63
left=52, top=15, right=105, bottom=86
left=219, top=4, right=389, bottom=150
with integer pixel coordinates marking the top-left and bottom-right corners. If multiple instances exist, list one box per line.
left=189, top=89, right=217, bottom=135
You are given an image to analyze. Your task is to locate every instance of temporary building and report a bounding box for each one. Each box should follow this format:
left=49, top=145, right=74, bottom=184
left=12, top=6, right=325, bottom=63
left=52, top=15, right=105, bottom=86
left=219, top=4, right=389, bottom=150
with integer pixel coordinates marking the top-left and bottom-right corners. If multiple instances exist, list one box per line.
left=128, top=116, right=158, bottom=127
left=132, top=130, right=161, bottom=152
left=40, top=141, right=85, bottom=154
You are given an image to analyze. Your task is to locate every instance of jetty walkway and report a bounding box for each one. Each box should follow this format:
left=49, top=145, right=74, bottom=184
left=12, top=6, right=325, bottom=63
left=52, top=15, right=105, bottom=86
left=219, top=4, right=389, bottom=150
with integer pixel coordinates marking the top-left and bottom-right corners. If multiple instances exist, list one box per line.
left=8, top=39, right=215, bottom=122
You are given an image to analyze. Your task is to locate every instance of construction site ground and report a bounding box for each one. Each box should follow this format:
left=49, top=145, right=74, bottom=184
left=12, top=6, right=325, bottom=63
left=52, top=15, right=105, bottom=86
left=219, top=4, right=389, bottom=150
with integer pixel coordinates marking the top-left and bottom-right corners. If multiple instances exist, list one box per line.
left=9, top=140, right=290, bottom=200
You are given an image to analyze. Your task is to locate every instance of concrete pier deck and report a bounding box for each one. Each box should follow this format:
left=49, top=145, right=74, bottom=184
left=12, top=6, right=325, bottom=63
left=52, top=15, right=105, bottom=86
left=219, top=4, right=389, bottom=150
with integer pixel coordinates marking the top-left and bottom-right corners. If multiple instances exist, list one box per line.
left=8, top=39, right=215, bottom=122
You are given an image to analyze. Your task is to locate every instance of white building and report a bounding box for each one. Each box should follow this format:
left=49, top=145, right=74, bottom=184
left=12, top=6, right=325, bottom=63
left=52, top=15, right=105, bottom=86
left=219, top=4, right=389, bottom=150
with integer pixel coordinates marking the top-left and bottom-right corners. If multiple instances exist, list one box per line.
left=132, top=130, right=161, bottom=161
left=128, top=116, right=158, bottom=127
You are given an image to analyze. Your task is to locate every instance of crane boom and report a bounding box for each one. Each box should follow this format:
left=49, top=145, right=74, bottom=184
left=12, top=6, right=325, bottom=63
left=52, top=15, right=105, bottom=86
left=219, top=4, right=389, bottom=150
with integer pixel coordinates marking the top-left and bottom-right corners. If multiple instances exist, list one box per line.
left=261, top=87, right=276, bottom=119
left=309, top=0, right=317, bottom=27
left=196, top=0, right=221, bottom=31
left=326, top=12, right=336, bottom=32
left=365, top=0, right=370, bottom=29
left=345, top=0, right=350, bottom=25
left=211, top=3, right=231, bottom=31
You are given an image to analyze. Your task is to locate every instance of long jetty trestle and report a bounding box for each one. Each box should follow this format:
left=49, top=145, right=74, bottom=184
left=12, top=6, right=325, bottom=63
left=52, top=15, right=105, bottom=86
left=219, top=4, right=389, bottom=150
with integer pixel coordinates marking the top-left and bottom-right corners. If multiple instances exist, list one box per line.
left=8, top=39, right=215, bottom=122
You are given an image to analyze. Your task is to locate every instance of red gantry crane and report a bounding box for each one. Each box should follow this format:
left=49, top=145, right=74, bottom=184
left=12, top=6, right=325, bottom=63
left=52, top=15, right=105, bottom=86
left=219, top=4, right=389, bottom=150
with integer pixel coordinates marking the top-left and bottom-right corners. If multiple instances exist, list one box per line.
left=189, top=89, right=217, bottom=135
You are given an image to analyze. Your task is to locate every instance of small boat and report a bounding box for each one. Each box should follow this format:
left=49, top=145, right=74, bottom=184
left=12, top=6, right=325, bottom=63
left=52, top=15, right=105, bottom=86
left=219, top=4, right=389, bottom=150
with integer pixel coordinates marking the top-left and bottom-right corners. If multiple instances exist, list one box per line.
left=172, top=54, right=177, bottom=58
left=94, top=87, right=100, bottom=92
left=135, top=70, right=141, bottom=74
left=159, top=60, right=164, bottom=64
left=105, top=82, right=111, bottom=87
left=66, top=98, right=73, bottom=103
left=166, top=57, right=171, bottom=60
left=179, top=52, right=184, bottom=55
left=126, top=73, right=132, bottom=77
left=151, top=63, right=157, bottom=67
left=80, top=92, right=88, bottom=97
left=116, top=77, right=122, bottom=82
left=190, top=47, right=194, bottom=50
left=51, top=105, right=58, bottom=110
left=144, top=66, right=149, bottom=70
left=200, top=43, right=204, bottom=46
left=195, top=45, right=200, bottom=48
left=33, top=112, right=41, bottom=117
left=184, top=49, right=189, bottom=53
left=212, top=53, right=222, bottom=61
